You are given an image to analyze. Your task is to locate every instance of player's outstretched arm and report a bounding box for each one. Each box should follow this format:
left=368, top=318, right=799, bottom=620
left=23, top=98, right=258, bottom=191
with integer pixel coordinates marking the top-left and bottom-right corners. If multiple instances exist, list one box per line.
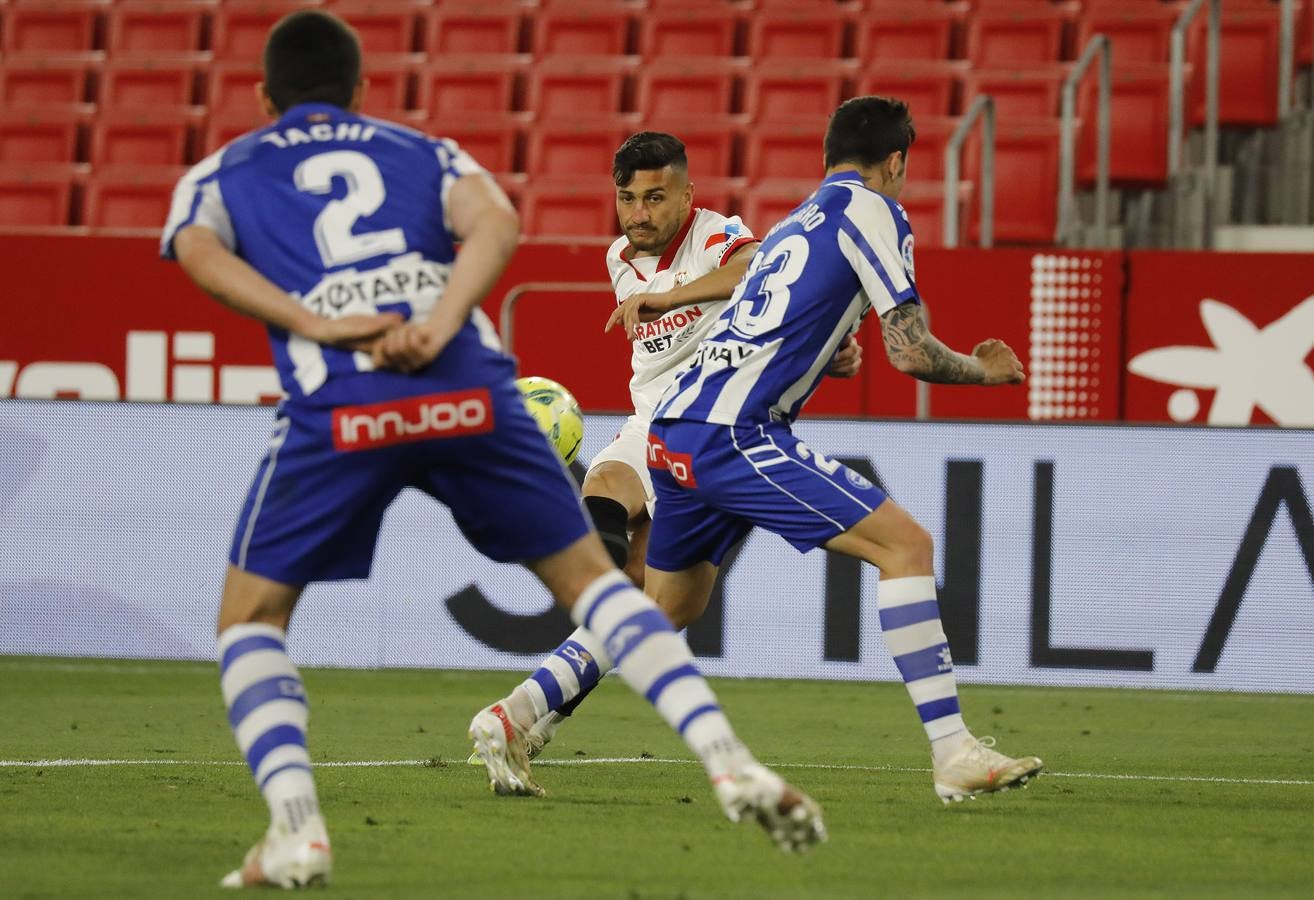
left=606, top=241, right=759, bottom=339
left=173, top=225, right=401, bottom=348
left=880, top=302, right=1025, bottom=385
left=374, top=174, right=519, bottom=371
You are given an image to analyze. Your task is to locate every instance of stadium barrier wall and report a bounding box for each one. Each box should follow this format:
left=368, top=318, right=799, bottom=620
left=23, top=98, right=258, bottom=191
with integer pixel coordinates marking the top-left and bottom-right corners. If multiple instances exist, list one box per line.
left=2, top=399, right=1310, bottom=693
left=3, top=235, right=1312, bottom=426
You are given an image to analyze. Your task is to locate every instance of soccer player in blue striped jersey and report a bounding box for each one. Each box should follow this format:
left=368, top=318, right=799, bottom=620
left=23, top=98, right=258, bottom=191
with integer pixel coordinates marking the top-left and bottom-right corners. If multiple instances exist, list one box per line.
left=511, top=97, right=1043, bottom=804
left=163, top=11, right=823, bottom=886
left=647, top=96, right=1043, bottom=802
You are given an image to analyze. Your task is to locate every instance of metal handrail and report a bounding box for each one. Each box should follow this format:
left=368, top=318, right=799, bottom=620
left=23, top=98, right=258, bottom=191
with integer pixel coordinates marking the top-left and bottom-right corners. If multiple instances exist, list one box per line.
left=943, top=94, right=994, bottom=249
left=498, top=281, right=614, bottom=354
left=1169, top=0, right=1219, bottom=184
left=1278, top=0, right=1296, bottom=119
left=1057, top=34, right=1111, bottom=247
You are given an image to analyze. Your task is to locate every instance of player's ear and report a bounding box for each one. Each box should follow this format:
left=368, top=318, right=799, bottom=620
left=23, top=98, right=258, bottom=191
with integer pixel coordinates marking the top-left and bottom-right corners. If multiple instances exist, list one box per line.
left=255, top=82, right=279, bottom=118
left=348, top=78, right=367, bottom=113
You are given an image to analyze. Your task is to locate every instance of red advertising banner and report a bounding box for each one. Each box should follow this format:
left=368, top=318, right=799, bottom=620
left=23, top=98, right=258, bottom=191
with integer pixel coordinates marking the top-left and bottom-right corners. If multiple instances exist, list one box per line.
left=2, top=233, right=1305, bottom=427
left=1124, top=251, right=1314, bottom=427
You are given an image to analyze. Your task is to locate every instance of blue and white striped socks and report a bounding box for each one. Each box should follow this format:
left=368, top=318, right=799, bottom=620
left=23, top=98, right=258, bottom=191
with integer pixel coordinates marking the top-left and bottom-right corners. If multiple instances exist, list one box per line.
left=877, top=576, right=972, bottom=764
left=566, top=571, right=746, bottom=775
left=219, top=623, right=321, bottom=832
left=513, top=627, right=611, bottom=723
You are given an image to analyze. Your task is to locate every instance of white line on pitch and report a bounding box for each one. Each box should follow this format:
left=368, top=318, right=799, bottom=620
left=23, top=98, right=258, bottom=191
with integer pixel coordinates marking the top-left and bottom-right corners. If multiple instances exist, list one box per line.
left=1, top=757, right=1310, bottom=787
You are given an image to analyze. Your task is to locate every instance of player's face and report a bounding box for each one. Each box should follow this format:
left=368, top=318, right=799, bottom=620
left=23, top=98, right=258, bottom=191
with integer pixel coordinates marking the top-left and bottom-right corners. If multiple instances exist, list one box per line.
left=616, top=167, right=692, bottom=253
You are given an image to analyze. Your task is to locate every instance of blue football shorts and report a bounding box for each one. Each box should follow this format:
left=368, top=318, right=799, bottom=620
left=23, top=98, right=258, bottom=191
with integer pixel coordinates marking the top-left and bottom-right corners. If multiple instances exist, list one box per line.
left=228, top=377, right=591, bottom=586
left=645, top=419, right=888, bottom=572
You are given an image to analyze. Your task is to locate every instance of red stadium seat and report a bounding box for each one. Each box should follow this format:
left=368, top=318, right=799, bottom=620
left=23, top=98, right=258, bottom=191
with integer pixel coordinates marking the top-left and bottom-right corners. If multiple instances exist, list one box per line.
left=526, top=57, right=635, bottom=119
left=423, top=5, right=525, bottom=55
left=206, top=61, right=264, bottom=115
left=101, top=57, right=206, bottom=108
left=1, top=0, right=103, bottom=54
left=89, top=109, right=197, bottom=167
left=855, top=3, right=960, bottom=63
left=966, top=8, right=1068, bottom=66
left=897, top=181, right=975, bottom=250
left=358, top=54, right=419, bottom=116
left=525, top=120, right=633, bottom=177
left=965, top=118, right=1060, bottom=244
left=745, top=7, right=847, bottom=60
left=743, top=61, right=853, bottom=124
left=0, top=162, right=80, bottom=227
left=854, top=60, right=967, bottom=118
left=905, top=116, right=957, bottom=183
left=521, top=179, right=616, bottom=238
left=643, top=117, right=737, bottom=179
left=0, top=108, right=85, bottom=163
left=202, top=111, right=270, bottom=155
left=325, top=1, right=421, bottom=54
left=532, top=3, right=631, bottom=57
left=83, top=165, right=183, bottom=233
left=106, top=1, right=211, bottom=57
left=743, top=123, right=823, bottom=183
left=962, top=66, right=1066, bottom=119
left=740, top=179, right=814, bottom=235
left=637, top=7, right=739, bottom=59
left=428, top=114, right=525, bottom=174
left=212, top=1, right=325, bottom=60
left=635, top=59, right=744, bottom=118
left=416, top=55, right=526, bottom=118
left=688, top=176, right=743, bottom=221
left=1079, top=64, right=1174, bottom=187
left=0, top=53, right=103, bottom=107
left=1190, top=6, right=1282, bottom=127
left=1075, top=4, right=1182, bottom=67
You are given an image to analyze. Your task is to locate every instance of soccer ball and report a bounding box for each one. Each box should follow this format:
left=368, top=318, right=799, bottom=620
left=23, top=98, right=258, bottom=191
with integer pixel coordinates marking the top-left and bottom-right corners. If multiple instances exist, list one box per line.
left=516, top=375, right=584, bottom=465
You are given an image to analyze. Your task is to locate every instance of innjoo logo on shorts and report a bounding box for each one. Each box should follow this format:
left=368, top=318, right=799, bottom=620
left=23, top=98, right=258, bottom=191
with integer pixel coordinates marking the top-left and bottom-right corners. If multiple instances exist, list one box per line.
left=332, top=388, right=494, bottom=451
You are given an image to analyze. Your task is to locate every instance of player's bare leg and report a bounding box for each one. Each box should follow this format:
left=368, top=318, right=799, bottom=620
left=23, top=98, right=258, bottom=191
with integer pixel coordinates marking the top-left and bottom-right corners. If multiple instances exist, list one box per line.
left=826, top=500, right=1043, bottom=803
left=469, top=460, right=653, bottom=766
left=216, top=566, right=332, bottom=889
left=470, top=533, right=825, bottom=850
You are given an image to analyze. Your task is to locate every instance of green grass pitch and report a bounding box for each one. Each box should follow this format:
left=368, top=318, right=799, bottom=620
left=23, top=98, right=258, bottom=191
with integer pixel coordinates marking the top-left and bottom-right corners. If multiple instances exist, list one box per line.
left=2, top=657, right=1311, bottom=899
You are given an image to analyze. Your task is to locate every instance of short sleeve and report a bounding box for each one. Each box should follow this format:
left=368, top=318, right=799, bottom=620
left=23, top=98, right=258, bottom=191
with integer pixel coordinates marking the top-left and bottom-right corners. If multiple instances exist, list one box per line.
left=160, top=150, right=235, bottom=260
left=432, top=137, right=489, bottom=235
left=694, top=212, right=756, bottom=272
left=835, top=190, right=919, bottom=317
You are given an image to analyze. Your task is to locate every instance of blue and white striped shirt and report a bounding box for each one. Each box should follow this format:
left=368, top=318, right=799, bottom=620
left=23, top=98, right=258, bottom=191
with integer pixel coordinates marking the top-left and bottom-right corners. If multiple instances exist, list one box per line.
left=653, top=170, right=920, bottom=426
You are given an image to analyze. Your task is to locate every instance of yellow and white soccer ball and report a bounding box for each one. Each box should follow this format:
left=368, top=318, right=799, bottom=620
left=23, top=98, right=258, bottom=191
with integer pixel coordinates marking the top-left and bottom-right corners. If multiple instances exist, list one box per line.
left=516, top=375, right=584, bottom=465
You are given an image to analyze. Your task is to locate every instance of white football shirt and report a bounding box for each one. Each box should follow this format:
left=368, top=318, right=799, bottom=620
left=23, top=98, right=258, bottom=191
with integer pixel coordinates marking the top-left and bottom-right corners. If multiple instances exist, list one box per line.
left=605, top=207, right=755, bottom=419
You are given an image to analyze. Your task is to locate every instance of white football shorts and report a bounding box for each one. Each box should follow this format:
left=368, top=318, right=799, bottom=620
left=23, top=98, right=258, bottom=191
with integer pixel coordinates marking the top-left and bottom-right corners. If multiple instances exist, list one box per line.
left=586, top=414, right=656, bottom=517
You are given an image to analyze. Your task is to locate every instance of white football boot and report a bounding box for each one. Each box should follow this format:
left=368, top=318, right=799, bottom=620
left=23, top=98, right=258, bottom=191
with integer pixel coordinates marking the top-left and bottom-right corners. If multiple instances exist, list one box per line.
left=219, top=817, right=331, bottom=889
left=467, top=711, right=554, bottom=766
left=468, top=703, right=546, bottom=797
left=932, top=735, right=1044, bottom=804
left=713, top=762, right=827, bottom=853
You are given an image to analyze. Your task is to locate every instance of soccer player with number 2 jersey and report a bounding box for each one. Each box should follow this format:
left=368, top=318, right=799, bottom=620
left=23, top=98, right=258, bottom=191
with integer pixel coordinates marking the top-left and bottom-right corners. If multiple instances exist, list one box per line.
left=162, top=10, right=823, bottom=887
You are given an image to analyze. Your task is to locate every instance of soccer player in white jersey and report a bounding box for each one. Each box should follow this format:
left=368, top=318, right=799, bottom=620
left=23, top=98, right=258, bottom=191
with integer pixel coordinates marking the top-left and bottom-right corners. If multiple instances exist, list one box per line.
left=469, top=132, right=862, bottom=762
left=161, top=12, right=823, bottom=886
left=498, top=96, right=1044, bottom=804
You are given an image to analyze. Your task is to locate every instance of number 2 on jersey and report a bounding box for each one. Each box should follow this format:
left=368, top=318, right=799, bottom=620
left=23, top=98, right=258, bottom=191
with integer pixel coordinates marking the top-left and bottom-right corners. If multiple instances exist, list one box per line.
left=730, top=234, right=810, bottom=338
left=294, top=150, right=407, bottom=268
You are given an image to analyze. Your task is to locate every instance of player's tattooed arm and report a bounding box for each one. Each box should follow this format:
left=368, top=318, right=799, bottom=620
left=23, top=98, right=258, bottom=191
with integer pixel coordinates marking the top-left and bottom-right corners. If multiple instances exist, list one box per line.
left=880, top=302, right=1025, bottom=385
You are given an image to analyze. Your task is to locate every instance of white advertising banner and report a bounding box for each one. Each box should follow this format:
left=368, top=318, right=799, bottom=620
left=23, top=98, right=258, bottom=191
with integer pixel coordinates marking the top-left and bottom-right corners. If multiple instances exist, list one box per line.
left=1, top=400, right=1311, bottom=693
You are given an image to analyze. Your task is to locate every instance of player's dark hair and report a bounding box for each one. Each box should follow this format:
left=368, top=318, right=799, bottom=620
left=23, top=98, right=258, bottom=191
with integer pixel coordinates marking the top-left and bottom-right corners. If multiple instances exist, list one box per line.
left=263, top=10, right=361, bottom=113
left=823, top=96, right=916, bottom=170
left=612, top=132, right=688, bottom=187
